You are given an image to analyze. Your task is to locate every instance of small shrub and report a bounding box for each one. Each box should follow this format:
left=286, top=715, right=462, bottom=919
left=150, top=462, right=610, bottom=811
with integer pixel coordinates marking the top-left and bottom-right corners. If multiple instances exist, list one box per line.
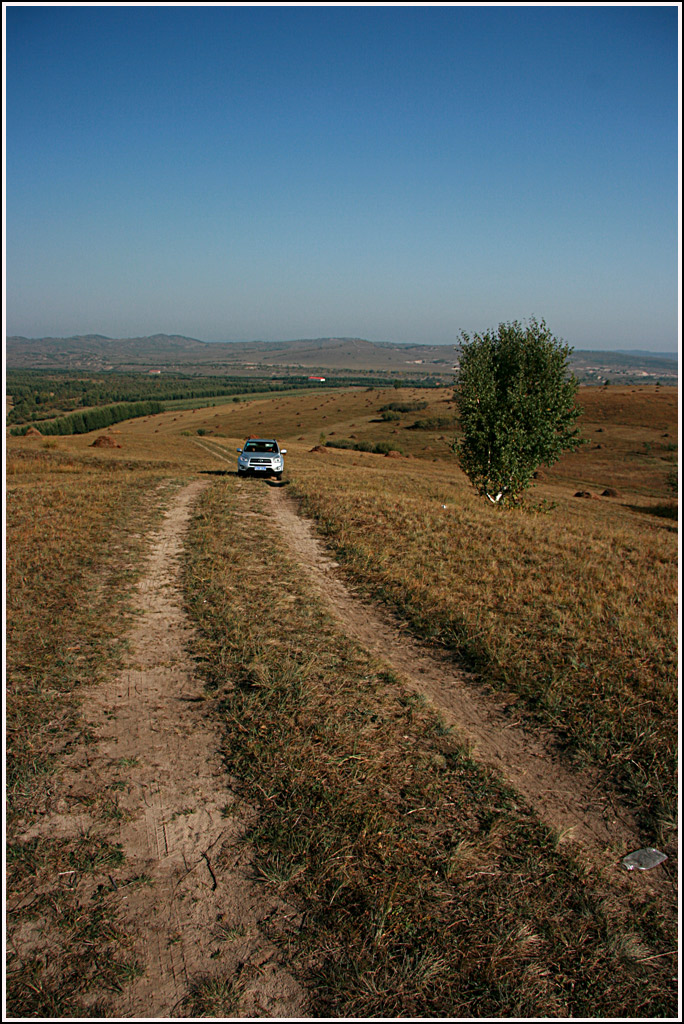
left=380, top=401, right=428, bottom=414
left=325, top=439, right=402, bottom=456
left=409, top=416, right=456, bottom=431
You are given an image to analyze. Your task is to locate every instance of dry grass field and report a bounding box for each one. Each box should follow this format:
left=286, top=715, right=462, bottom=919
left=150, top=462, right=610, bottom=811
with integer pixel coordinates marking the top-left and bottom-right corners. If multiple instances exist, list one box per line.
left=5, top=383, right=678, bottom=1017
left=286, top=411, right=678, bottom=839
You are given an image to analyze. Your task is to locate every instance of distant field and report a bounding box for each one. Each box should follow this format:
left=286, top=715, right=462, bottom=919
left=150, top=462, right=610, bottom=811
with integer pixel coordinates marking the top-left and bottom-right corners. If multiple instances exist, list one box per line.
left=5, top=382, right=678, bottom=1017
left=161, top=383, right=360, bottom=411
left=5, top=368, right=388, bottom=427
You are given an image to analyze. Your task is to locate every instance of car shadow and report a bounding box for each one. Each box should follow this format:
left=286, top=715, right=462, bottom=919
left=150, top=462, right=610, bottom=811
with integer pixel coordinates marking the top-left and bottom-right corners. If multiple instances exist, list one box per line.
left=197, top=470, right=288, bottom=487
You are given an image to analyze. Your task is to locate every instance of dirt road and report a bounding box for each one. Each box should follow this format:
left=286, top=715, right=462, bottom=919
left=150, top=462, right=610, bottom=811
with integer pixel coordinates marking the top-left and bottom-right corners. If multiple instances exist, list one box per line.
left=57, top=481, right=306, bottom=1017
left=13, top=471, right=670, bottom=1017
left=267, top=484, right=671, bottom=894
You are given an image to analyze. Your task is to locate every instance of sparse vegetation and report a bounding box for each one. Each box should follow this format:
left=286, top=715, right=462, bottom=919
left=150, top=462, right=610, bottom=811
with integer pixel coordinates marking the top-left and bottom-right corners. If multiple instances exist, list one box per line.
left=182, top=972, right=248, bottom=1017
left=379, top=400, right=428, bottom=413
left=325, top=438, right=402, bottom=455
left=409, top=414, right=457, bottom=431
left=5, top=447, right=182, bottom=1017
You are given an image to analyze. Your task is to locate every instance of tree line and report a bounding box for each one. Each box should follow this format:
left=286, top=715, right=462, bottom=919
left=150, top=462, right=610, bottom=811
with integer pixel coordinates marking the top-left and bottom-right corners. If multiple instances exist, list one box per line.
left=9, top=401, right=164, bottom=436
left=6, top=370, right=424, bottom=425
left=6, top=371, right=313, bottom=424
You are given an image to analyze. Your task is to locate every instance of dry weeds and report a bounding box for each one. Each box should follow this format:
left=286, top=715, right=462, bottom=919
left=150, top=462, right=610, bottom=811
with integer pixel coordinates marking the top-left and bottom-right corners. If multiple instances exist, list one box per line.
left=183, top=476, right=677, bottom=1018
left=287, top=456, right=677, bottom=841
left=5, top=382, right=678, bottom=1017
left=5, top=449, right=180, bottom=1015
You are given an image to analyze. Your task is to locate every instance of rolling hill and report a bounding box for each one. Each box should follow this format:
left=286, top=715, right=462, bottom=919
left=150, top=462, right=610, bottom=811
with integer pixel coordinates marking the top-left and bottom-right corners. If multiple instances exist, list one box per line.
left=5, top=332, right=678, bottom=383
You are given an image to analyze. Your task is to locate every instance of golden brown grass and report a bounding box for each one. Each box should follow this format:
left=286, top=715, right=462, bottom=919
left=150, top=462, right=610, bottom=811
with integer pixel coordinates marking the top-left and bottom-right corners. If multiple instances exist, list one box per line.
left=79, top=382, right=677, bottom=835
left=286, top=423, right=677, bottom=839
left=5, top=447, right=183, bottom=1016
left=183, top=476, right=677, bottom=1018
left=5, top=382, right=678, bottom=1017
left=112, top=383, right=454, bottom=458
left=6, top=450, right=177, bottom=808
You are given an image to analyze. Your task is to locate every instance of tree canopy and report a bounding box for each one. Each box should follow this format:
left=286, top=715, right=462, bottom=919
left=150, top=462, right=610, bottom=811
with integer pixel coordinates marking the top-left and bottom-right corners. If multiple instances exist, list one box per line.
left=453, top=318, right=583, bottom=503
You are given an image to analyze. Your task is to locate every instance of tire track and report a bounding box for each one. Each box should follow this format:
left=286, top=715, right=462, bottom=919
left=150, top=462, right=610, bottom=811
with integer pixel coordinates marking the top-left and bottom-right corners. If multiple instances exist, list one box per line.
left=267, top=485, right=674, bottom=897
left=58, top=480, right=306, bottom=1018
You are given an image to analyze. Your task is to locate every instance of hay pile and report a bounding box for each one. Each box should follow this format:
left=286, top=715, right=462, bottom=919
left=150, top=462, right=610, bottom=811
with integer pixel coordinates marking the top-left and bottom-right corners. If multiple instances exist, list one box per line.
left=90, top=435, right=122, bottom=448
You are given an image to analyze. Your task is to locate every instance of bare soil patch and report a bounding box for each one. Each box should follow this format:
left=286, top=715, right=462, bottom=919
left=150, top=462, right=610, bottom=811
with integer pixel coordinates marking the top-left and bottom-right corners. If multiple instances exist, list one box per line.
left=15, top=481, right=306, bottom=1018
left=267, top=486, right=671, bottom=896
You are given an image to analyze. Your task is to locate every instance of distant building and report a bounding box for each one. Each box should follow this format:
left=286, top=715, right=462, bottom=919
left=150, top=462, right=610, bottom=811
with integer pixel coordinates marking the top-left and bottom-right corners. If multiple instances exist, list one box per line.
left=308, top=376, right=326, bottom=381
left=148, top=369, right=161, bottom=375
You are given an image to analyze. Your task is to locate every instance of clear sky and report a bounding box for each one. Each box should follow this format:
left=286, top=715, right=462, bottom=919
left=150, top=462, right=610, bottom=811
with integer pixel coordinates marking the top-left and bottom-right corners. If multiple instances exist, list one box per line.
left=4, top=3, right=680, bottom=351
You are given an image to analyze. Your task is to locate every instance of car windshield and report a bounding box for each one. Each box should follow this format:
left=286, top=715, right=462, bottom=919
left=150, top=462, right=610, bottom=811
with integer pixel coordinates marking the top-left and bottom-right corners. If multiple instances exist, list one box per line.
left=243, top=442, right=277, bottom=453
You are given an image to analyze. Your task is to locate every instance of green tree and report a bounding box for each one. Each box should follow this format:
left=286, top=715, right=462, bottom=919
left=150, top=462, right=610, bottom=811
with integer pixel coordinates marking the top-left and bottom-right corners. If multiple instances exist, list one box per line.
left=453, top=318, right=583, bottom=503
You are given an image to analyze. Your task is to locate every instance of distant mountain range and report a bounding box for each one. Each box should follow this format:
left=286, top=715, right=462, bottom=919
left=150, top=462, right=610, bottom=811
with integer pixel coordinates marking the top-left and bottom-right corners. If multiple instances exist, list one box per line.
left=5, top=334, right=456, bottom=374
left=5, top=333, right=678, bottom=383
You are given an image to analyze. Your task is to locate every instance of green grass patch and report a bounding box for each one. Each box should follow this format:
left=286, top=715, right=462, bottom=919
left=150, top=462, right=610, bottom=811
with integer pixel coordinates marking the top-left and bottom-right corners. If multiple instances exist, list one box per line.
left=408, top=414, right=457, bottom=430
left=6, top=833, right=144, bottom=1017
left=379, top=401, right=429, bottom=413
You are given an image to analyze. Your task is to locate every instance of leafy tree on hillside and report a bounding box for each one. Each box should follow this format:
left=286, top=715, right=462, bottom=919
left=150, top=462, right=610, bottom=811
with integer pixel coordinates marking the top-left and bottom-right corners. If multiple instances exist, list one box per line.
left=453, top=318, right=583, bottom=503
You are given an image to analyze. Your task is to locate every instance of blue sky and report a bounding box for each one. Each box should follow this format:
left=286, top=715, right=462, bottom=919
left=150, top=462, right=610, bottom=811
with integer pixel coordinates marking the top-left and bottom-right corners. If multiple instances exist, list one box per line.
left=4, top=4, right=679, bottom=351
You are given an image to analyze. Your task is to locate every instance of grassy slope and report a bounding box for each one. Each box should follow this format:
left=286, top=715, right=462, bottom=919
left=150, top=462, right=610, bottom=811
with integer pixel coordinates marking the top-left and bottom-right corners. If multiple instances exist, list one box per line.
left=288, top=456, right=677, bottom=838
left=161, top=380, right=676, bottom=834
left=184, top=478, right=676, bottom=1018
left=5, top=383, right=678, bottom=1016
left=251, top=385, right=678, bottom=839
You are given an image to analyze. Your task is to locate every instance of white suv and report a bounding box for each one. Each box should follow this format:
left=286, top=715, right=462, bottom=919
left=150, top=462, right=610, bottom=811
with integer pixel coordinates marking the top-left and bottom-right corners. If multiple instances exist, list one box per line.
left=236, top=439, right=286, bottom=479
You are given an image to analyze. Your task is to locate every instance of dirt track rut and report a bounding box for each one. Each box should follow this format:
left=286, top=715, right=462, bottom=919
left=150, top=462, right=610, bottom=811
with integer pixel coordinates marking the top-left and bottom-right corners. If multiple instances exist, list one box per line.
left=267, top=484, right=673, bottom=895
left=16, top=470, right=671, bottom=1016
left=72, top=480, right=305, bottom=1017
